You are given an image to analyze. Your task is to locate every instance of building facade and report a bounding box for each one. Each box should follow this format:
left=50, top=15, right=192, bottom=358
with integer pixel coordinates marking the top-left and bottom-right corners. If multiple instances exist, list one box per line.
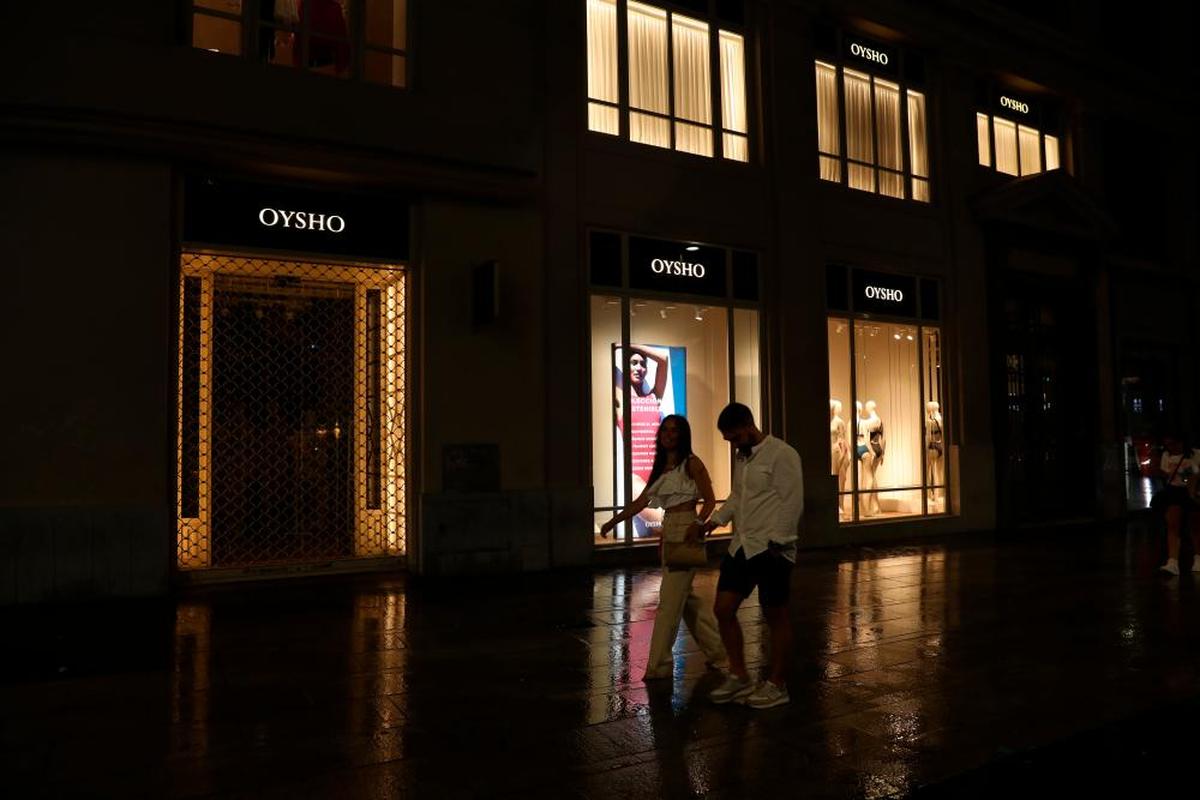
left=1, top=0, right=1195, bottom=602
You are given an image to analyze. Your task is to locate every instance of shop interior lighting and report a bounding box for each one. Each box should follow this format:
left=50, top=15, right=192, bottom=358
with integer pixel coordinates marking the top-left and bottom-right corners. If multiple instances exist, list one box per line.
left=685, top=245, right=700, bottom=251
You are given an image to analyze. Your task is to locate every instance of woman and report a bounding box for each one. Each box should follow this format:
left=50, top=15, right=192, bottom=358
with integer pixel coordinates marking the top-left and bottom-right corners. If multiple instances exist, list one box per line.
left=599, top=415, right=726, bottom=680
left=1158, top=434, right=1200, bottom=576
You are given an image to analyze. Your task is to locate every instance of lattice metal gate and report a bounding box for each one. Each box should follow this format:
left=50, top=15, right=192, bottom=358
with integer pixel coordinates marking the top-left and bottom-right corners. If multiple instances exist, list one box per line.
left=177, top=254, right=407, bottom=570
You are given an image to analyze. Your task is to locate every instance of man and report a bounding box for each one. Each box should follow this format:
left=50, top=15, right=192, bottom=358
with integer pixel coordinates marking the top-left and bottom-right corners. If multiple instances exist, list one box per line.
left=699, top=402, right=803, bottom=709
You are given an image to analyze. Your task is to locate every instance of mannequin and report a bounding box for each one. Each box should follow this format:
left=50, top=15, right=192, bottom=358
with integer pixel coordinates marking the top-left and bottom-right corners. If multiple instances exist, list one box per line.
left=830, top=399, right=850, bottom=518
left=859, top=400, right=884, bottom=516
left=926, top=400, right=944, bottom=506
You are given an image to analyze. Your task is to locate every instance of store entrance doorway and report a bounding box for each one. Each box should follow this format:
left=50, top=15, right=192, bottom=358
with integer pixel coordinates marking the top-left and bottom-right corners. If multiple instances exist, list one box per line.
left=177, top=254, right=408, bottom=572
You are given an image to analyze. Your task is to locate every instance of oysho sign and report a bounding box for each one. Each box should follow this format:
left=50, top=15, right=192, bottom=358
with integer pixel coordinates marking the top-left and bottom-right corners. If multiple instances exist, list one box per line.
left=849, top=41, right=889, bottom=66
left=999, top=95, right=1030, bottom=115
left=258, top=208, right=346, bottom=233
left=864, top=285, right=904, bottom=302
left=651, top=258, right=706, bottom=278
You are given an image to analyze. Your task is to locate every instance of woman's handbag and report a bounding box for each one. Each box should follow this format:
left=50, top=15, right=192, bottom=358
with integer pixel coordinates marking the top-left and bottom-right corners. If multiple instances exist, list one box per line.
left=663, top=538, right=708, bottom=568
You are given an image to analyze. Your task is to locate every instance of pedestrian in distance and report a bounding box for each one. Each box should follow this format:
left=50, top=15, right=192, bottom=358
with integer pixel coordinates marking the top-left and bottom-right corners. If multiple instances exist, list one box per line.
left=599, top=415, right=727, bottom=680
left=700, top=402, right=804, bottom=709
left=1156, top=433, right=1200, bottom=576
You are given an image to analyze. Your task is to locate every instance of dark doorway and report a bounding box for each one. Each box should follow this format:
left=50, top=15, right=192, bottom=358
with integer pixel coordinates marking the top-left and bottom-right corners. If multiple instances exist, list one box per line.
left=210, top=274, right=355, bottom=567
left=996, top=275, right=1097, bottom=524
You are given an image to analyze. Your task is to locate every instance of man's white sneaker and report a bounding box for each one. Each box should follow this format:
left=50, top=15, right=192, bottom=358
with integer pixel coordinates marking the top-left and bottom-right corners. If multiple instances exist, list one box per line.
left=709, top=675, right=755, bottom=704
left=1160, top=559, right=1180, bottom=576
left=745, top=681, right=790, bottom=710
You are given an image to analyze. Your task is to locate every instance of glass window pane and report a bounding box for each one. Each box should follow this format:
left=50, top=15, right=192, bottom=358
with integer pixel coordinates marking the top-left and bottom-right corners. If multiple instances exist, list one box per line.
left=907, top=90, right=928, bottom=178
left=1044, top=133, right=1061, bottom=171
left=673, top=15, right=711, bottom=125
left=1018, top=124, right=1042, bottom=175
left=819, top=155, right=841, bottom=183
left=630, top=111, right=670, bottom=148
left=848, top=162, right=875, bottom=193
left=719, top=30, right=747, bottom=134
left=193, top=13, right=242, bottom=55
left=309, top=36, right=352, bottom=77
left=587, top=0, right=618, bottom=104
left=843, top=68, right=874, bottom=165
left=627, top=1, right=669, bottom=114
left=723, top=133, right=748, bottom=162
left=366, top=0, right=407, bottom=50
left=879, top=170, right=904, bottom=199
left=733, top=309, right=761, bottom=424
left=874, top=78, right=902, bottom=171
left=993, top=117, right=1019, bottom=176
left=976, top=113, right=991, bottom=167
left=827, top=318, right=853, bottom=522
left=629, top=301, right=731, bottom=532
left=261, top=26, right=297, bottom=67
left=675, top=121, right=713, bottom=157
left=365, top=49, right=406, bottom=87
left=258, top=0, right=298, bottom=24
left=591, top=295, right=624, bottom=541
left=815, top=61, right=840, bottom=156
left=854, top=320, right=922, bottom=519
left=923, top=327, right=947, bottom=513
left=589, top=102, right=620, bottom=135
left=912, top=177, right=930, bottom=203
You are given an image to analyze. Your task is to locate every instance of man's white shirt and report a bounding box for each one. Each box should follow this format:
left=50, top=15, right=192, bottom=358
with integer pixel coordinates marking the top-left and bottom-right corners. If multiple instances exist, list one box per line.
left=709, top=435, right=804, bottom=561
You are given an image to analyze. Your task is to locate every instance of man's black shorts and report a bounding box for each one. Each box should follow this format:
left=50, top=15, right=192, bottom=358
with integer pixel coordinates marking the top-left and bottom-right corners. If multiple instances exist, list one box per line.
left=717, top=547, right=792, bottom=608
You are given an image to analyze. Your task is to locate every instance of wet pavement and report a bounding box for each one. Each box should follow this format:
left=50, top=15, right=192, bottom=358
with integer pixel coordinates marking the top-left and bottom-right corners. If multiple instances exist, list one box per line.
left=3, top=521, right=1199, bottom=798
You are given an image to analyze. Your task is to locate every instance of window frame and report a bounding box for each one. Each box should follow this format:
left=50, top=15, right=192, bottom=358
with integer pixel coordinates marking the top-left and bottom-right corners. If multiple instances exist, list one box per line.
left=189, top=0, right=411, bottom=89
left=586, top=0, right=753, bottom=164
left=975, top=111, right=1062, bottom=177
left=815, top=57, right=931, bottom=204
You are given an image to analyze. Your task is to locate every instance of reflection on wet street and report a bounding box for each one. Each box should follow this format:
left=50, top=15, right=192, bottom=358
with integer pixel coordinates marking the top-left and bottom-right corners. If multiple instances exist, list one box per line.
left=4, top=525, right=1200, bottom=798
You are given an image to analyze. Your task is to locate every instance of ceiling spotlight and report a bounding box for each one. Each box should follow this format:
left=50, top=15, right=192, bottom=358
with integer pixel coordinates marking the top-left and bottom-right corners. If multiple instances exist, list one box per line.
left=685, top=245, right=700, bottom=252
left=893, top=333, right=901, bottom=340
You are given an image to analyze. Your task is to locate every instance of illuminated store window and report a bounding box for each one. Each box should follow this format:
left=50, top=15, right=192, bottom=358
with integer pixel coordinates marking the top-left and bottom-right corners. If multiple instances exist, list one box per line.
left=191, top=0, right=408, bottom=87
left=586, top=0, right=750, bottom=162
left=827, top=266, right=950, bottom=522
left=590, top=232, right=763, bottom=546
left=814, top=35, right=929, bottom=202
left=976, top=94, right=1061, bottom=176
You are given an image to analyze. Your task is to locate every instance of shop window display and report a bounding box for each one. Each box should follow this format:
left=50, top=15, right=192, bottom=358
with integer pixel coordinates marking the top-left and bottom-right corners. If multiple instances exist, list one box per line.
left=827, top=284, right=948, bottom=521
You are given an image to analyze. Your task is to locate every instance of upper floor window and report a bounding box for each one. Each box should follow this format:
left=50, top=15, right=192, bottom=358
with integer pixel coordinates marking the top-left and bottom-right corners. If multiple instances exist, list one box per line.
left=975, top=92, right=1061, bottom=176
left=814, top=35, right=929, bottom=203
left=586, top=0, right=750, bottom=162
left=191, top=1, right=408, bottom=88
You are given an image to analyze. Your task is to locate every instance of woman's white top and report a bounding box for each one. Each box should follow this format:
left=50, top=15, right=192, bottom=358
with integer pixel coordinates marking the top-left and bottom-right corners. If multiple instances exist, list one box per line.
left=646, top=461, right=699, bottom=509
left=1161, top=451, right=1200, bottom=487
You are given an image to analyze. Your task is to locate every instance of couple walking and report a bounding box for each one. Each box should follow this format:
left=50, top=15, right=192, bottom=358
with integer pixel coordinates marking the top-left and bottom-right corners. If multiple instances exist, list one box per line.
left=600, top=403, right=804, bottom=709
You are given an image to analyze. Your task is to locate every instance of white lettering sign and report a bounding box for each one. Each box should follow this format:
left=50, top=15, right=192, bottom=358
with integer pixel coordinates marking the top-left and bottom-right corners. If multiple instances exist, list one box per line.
left=849, top=42, right=889, bottom=66
left=864, top=285, right=904, bottom=302
left=650, top=258, right=706, bottom=279
left=258, top=208, right=346, bottom=233
left=1000, top=96, right=1030, bottom=115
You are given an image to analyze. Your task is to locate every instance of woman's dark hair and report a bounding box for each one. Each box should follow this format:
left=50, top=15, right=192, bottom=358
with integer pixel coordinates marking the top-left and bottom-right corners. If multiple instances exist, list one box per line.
left=648, top=415, right=693, bottom=488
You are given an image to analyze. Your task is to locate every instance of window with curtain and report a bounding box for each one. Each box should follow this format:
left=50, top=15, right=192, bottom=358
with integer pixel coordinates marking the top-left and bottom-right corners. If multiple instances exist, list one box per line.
left=976, top=112, right=1062, bottom=177
left=586, top=0, right=750, bottom=162
left=190, top=1, right=409, bottom=87
left=815, top=60, right=929, bottom=202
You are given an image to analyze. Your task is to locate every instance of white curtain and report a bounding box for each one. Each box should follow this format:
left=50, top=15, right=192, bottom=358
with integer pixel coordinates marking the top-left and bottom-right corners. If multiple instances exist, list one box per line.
left=719, top=30, right=747, bottom=134
left=815, top=61, right=840, bottom=155
left=992, top=117, right=1019, bottom=176
left=874, top=78, right=901, bottom=171
left=676, top=121, right=713, bottom=156
left=843, top=69, right=874, bottom=164
left=1044, top=133, right=1061, bottom=170
left=587, top=0, right=618, bottom=104
left=627, top=2, right=668, bottom=115
left=724, top=134, right=748, bottom=161
left=1017, top=124, right=1042, bottom=175
left=672, top=15, right=711, bottom=124
left=976, top=113, right=991, bottom=167
left=906, top=90, right=928, bottom=178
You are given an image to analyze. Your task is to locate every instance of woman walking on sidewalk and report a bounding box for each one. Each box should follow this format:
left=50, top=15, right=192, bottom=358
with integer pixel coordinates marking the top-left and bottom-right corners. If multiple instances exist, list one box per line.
left=1158, top=434, right=1200, bottom=576
left=599, top=415, right=726, bottom=680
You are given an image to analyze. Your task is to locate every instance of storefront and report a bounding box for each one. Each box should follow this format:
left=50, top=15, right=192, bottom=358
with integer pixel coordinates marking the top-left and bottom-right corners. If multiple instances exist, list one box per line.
left=825, top=265, right=953, bottom=523
left=587, top=230, right=763, bottom=546
left=177, top=177, right=411, bottom=575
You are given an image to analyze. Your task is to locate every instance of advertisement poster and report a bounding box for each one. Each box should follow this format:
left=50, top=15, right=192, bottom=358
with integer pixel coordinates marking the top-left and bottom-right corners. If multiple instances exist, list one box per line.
left=613, top=344, right=688, bottom=537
